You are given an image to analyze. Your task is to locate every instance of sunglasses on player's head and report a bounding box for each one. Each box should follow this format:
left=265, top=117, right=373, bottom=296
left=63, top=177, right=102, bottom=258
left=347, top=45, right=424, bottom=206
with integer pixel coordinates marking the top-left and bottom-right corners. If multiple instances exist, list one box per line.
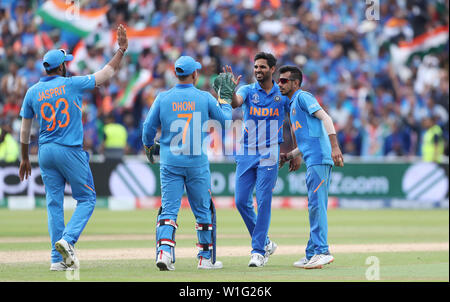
left=277, top=78, right=294, bottom=84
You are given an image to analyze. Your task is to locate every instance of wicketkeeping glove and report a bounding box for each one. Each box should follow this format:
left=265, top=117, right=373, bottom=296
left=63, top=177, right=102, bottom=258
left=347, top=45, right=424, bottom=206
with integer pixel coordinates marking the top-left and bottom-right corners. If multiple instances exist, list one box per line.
left=144, top=141, right=160, bottom=164
left=212, top=73, right=224, bottom=95
left=213, top=73, right=236, bottom=104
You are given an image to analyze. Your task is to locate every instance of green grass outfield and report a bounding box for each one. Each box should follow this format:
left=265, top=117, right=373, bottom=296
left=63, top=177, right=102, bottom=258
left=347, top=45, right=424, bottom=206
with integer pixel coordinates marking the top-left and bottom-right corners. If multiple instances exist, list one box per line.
left=0, top=208, right=448, bottom=282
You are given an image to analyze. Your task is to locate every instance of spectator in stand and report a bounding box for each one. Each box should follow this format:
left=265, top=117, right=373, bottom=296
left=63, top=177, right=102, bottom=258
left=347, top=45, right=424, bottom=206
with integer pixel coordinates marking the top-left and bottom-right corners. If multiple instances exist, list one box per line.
left=337, top=116, right=362, bottom=156
left=0, top=122, right=19, bottom=163
left=384, top=120, right=412, bottom=156
left=123, top=112, right=143, bottom=155
left=0, top=0, right=447, bottom=159
left=19, top=57, right=42, bottom=87
left=1, top=61, right=26, bottom=117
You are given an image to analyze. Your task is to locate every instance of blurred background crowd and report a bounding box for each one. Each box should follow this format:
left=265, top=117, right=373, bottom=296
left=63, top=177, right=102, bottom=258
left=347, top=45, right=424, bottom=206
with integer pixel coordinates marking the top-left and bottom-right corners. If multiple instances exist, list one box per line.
left=0, top=0, right=448, bottom=163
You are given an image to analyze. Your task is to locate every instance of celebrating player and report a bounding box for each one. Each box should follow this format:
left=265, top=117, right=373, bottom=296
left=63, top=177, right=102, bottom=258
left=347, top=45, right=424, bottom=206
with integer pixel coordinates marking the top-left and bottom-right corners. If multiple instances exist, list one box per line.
left=142, top=55, right=232, bottom=271
left=277, top=65, right=344, bottom=269
left=18, top=25, right=128, bottom=271
left=215, top=52, right=300, bottom=267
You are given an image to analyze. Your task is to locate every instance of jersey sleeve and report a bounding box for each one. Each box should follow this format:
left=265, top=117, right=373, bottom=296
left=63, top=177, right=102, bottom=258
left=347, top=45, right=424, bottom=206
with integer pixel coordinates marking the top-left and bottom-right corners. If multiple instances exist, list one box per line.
left=70, top=74, right=96, bottom=91
left=142, top=95, right=161, bottom=147
left=19, top=88, right=35, bottom=119
left=207, top=93, right=232, bottom=127
left=298, top=92, right=322, bottom=116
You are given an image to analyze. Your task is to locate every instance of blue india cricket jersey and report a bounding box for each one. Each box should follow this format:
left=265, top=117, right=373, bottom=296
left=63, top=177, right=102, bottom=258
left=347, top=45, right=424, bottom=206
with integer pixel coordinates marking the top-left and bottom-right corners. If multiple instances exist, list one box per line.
left=289, top=89, right=334, bottom=168
left=20, top=75, right=96, bottom=147
left=142, top=83, right=232, bottom=167
left=236, top=81, right=289, bottom=154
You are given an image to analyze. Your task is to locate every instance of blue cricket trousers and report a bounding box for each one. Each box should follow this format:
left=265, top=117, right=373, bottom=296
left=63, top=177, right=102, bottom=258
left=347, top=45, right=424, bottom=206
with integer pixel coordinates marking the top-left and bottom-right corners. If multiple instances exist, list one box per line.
left=157, top=163, right=213, bottom=259
left=39, top=143, right=96, bottom=263
left=234, top=154, right=278, bottom=256
left=305, top=164, right=332, bottom=258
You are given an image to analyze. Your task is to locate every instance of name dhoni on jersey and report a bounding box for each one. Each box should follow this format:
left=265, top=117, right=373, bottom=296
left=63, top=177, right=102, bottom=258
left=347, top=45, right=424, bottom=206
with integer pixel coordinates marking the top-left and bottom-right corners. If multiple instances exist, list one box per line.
left=249, top=106, right=279, bottom=117
left=38, top=85, right=66, bottom=102
left=172, top=101, right=195, bottom=111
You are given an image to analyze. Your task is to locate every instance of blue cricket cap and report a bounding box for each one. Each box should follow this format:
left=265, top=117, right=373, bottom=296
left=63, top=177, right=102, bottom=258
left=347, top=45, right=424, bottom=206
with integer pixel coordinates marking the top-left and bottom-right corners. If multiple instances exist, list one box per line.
left=43, top=49, right=73, bottom=71
left=174, top=56, right=202, bottom=76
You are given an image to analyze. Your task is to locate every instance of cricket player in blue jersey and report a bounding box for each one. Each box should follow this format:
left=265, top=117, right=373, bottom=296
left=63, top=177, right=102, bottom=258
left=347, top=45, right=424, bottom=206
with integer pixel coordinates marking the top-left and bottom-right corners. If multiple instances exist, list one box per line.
left=18, top=25, right=128, bottom=271
left=216, top=52, right=300, bottom=267
left=277, top=65, right=344, bottom=269
left=142, top=55, right=232, bottom=271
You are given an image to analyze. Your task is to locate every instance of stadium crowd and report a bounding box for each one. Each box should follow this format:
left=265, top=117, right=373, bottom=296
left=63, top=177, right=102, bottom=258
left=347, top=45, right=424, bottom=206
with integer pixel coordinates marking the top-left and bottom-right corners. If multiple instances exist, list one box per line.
left=0, top=0, right=448, bottom=163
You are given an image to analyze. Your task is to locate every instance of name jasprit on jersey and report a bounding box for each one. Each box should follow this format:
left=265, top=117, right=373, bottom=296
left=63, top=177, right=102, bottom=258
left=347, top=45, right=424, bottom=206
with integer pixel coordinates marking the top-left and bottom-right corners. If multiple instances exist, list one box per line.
left=38, top=85, right=66, bottom=102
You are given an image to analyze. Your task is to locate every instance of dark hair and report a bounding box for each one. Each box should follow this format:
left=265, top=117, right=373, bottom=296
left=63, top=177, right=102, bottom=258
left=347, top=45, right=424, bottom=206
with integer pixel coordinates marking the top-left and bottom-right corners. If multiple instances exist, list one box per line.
left=279, top=65, right=303, bottom=87
left=176, top=67, right=194, bottom=81
left=44, top=62, right=59, bottom=75
left=176, top=74, right=191, bottom=81
left=254, top=52, right=277, bottom=68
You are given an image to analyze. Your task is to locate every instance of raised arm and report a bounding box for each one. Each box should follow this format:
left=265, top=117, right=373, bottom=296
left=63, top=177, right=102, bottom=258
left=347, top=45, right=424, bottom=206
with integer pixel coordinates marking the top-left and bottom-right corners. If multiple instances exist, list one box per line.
left=220, top=65, right=243, bottom=108
left=93, top=24, right=128, bottom=86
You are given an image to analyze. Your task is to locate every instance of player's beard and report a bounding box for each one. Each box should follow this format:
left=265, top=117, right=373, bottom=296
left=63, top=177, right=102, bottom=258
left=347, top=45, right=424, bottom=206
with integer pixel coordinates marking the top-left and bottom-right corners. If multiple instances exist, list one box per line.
left=255, top=70, right=270, bottom=84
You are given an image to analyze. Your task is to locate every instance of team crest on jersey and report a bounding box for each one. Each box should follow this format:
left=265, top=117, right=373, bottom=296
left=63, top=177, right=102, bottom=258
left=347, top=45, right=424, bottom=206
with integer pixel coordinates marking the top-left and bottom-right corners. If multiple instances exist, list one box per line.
left=274, top=95, right=281, bottom=102
left=251, top=93, right=260, bottom=104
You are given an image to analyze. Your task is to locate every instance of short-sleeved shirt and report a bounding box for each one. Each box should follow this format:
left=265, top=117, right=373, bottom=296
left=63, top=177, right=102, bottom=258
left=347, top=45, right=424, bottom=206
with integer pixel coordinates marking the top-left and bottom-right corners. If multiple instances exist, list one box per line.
left=236, top=81, right=289, bottom=155
left=289, top=89, right=334, bottom=168
left=142, top=83, right=232, bottom=167
left=20, top=75, right=96, bottom=147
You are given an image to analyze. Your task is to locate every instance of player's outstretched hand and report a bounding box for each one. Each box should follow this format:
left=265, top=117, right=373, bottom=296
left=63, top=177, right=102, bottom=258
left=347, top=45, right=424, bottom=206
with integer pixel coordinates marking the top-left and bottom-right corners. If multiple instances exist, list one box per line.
left=117, top=24, right=128, bottom=52
left=223, top=65, right=242, bottom=87
left=19, top=159, right=31, bottom=181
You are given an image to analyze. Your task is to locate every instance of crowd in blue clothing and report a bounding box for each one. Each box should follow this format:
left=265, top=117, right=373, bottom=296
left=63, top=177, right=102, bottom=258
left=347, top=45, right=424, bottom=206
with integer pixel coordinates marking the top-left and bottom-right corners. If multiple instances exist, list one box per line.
left=0, top=0, right=448, bottom=160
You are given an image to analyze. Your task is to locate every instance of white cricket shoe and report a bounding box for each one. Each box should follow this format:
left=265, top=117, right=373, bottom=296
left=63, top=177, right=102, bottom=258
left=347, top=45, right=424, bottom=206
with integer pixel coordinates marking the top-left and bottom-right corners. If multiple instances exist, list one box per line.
left=303, top=254, right=334, bottom=269
left=156, top=250, right=175, bottom=271
left=248, top=253, right=266, bottom=267
left=197, top=257, right=223, bottom=270
left=50, top=262, right=74, bottom=271
left=293, top=257, right=310, bottom=268
left=54, top=239, right=80, bottom=269
left=265, top=240, right=277, bottom=257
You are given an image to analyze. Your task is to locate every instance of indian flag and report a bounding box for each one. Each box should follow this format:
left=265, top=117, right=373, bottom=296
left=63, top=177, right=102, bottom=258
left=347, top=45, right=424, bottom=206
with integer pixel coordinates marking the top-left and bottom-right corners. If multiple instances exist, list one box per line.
left=116, top=69, right=153, bottom=108
left=110, top=27, right=161, bottom=53
left=67, top=39, right=88, bottom=75
left=390, top=26, right=449, bottom=66
left=37, top=0, right=109, bottom=38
